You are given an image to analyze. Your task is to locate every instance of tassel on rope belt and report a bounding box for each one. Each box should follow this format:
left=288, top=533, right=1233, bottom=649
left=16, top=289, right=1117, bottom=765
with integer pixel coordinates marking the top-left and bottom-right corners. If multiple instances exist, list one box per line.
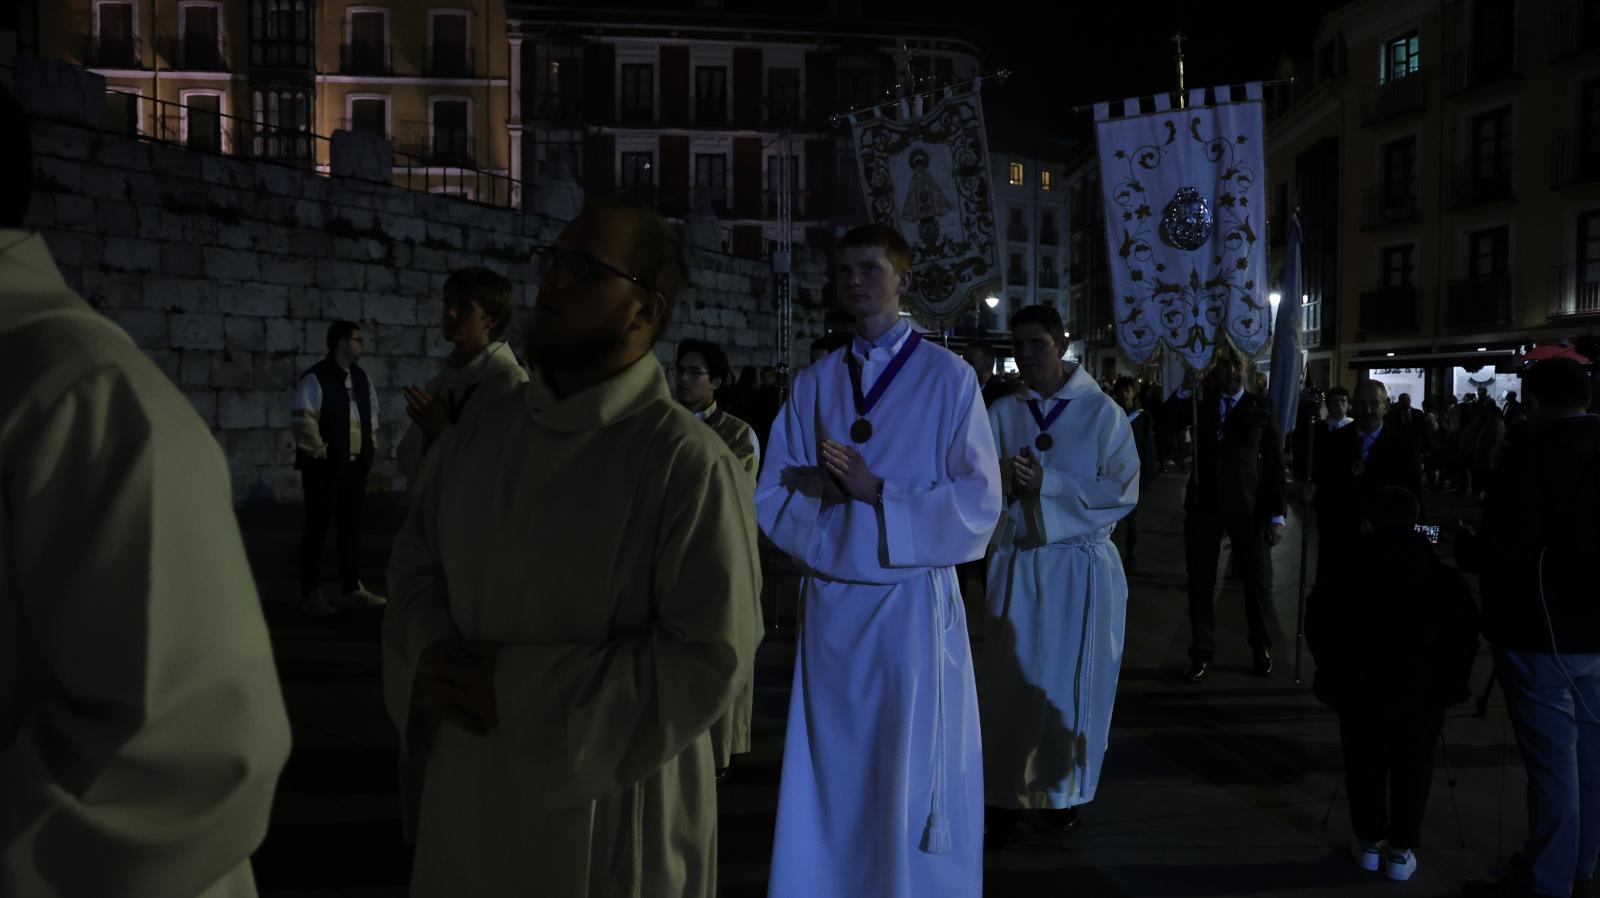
left=920, top=566, right=958, bottom=854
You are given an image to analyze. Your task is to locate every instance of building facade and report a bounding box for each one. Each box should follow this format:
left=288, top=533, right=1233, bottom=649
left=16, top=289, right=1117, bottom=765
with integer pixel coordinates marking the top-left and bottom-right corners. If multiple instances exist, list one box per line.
left=507, top=2, right=981, bottom=259
left=989, top=133, right=1073, bottom=334
left=37, top=0, right=512, bottom=202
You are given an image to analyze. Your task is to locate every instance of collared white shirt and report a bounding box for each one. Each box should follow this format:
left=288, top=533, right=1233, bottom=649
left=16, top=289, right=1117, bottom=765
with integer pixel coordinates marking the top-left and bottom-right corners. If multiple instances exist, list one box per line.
left=291, top=363, right=381, bottom=459
left=849, top=318, right=915, bottom=394
left=1327, top=416, right=1351, bottom=431
left=1356, top=424, right=1383, bottom=462
left=693, top=401, right=762, bottom=466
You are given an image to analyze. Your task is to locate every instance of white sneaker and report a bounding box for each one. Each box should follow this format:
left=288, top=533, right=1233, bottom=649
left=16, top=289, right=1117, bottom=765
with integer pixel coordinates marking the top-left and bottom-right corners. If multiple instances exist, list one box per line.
left=1384, top=848, right=1417, bottom=881
left=341, top=582, right=386, bottom=608
left=1356, top=840, right=1384, bottom=872
left=300, top=588, right=339, bottom=617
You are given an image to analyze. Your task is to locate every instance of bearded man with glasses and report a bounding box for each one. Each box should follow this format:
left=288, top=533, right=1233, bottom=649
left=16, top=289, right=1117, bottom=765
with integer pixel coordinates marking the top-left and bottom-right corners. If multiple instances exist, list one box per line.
left=383, top=203, right=763, bottom=897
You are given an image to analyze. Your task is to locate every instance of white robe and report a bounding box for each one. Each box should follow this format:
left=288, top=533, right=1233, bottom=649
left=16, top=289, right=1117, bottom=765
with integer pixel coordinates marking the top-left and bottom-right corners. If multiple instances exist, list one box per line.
left=383, top=352, right=762, bottom=898
left=395, top=340, right=528, bottom=492
left=0, top=231, right=291, bottom=897
left=756, top=325, right=1002, bottom=898
left=980, top=363, right=1139, bottom=810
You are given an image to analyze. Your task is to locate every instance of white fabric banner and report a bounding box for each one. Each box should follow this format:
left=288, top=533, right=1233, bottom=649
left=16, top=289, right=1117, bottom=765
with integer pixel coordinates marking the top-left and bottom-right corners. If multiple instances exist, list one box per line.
left=1093, top=85, right=1270, bottom=369
left=851, top=81, right=1000, bottom=327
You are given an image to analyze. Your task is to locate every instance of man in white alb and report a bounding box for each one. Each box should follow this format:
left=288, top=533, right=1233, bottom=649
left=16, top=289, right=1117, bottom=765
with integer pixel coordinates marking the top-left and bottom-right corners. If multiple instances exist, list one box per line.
left=978, top=304, right=1139, bottom=848
left=757, top=223, right=1002, bottom=898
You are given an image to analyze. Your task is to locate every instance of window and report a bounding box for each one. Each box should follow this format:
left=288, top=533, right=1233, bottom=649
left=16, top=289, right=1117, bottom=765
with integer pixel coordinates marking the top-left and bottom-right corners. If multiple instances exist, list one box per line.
left=253, top=0, right=311, bottom=68
left=1381, top=31, right=1420, bottom=83
left=429, top=11, right=470, bottom=77
left=1381, top=244, right=1415, bottom=287
left=431, top=98, right=471, bottom=162
left=106, top=89, right=140, bottom=136
left=768, top=67, right=801, bottom=126
left=1471, top=106, right=1513, bottom=178
left=1008, top=252, right=1027, bottom=285
left=695, top=66, right=729, bottom=126
left=621, top=151, right=654, bottom=188
left=621, top=63, right=653, bottom=123
left=93, top=1, right=138, bottom=67
left=181, top=91, right=223, bottom=153
left=1584, top=78, right=1600, bottom=158
left=349, top=96, right=387, bottom=138
left=1008, top=206, right=1027, bottom=240
left=345, top=9, right=388, bottom=74
left=1580, top=210, right=1600, bottom=301
left=837, top=67, right=872, bottom=110
left=1041, top=211, right=1058, bottom=242
left=695, top=153, right=729, bottom=210
left=1382, top=136, right=1417, bottom=206
left=533, top=45, right=583, bottom=119
left=1041, top=255, right=1058, bottom=288
left=1468, top=226, right=1510, bottom=277
left=252, top=88, right=310, bottom=160
left=535, top=129, right=583, bottom=180
left=1041, top=169, right=1054, bottom=191
left=179, top=3, right=222, bottom=70
left=1008, top=162, right=1024, bottom=186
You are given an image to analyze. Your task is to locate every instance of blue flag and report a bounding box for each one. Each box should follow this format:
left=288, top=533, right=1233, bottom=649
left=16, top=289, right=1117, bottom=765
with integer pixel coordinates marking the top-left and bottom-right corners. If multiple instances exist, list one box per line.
left=1269, top=214, right=1303, bottom=438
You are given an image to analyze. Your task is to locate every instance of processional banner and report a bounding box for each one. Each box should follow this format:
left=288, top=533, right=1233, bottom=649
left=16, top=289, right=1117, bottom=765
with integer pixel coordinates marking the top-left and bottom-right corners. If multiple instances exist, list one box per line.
left=850, top=81, right=1001, bottom=328
left=1093, top=84, right=1270, bottom=370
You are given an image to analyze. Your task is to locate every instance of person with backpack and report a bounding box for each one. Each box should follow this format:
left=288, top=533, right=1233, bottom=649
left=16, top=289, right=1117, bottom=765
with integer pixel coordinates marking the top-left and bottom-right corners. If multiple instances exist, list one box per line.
left=1480, top=357, right=1600, bottom=898
left=1306, top=486, right=1479, bottom=883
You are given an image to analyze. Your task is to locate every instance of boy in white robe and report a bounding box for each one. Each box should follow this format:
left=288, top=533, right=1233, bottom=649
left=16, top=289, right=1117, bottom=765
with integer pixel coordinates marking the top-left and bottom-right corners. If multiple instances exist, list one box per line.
left=978, top=304, right=1139, bottom=848
left=757, top=224, right=1003, bottom=898
left=383, top=204, right=761, bottom=898
left=397, top=266, right=528, bottom=494
left=0, top=83, right=290, bottom=897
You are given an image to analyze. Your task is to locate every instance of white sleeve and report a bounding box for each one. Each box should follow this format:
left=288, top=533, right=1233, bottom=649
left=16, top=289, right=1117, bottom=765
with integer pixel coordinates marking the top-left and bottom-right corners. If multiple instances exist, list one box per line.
left=291, top=373, right=327, bottom=458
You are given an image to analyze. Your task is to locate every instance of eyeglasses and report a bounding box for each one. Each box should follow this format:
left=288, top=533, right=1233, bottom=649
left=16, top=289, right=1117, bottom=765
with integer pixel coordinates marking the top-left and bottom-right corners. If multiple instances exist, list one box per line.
left=675, top=365, right=709, bottom=380
left=535, top=246, right=655, bottom=294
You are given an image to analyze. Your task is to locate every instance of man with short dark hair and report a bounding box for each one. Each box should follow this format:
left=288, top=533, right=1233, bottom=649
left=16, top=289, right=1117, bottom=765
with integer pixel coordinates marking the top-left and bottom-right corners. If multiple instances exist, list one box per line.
left=398, top=267, right=528, bottom=492
left=1181, top=346, right=1286, bottom=683
left=675, top=335, right=762, bottom=780
left=1, top=79, right=291, bottom=896
left=1314, top=381, right=1422, bottom=585
left=961, top=340, right=1012, bottom=408
left=293, top=320, right=387, bottom=615
left=1481, top=357, right=1600, bottom=898
left=758, top=223, right=1002, bottom=896
left=384, top=203, right=761, bottom=897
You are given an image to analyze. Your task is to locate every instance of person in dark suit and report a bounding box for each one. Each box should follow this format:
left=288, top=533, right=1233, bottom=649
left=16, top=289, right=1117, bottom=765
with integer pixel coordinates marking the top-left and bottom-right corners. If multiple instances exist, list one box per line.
left=1182, top=347, right=1287, bottom=683
left=1317, top=381, right=1424, bottom=577
left=1112, top=376, right=1158, bottom=570
left=1386, top=392, right=1432, bottom=458
left=1306, top=386, right=1354, bottom=585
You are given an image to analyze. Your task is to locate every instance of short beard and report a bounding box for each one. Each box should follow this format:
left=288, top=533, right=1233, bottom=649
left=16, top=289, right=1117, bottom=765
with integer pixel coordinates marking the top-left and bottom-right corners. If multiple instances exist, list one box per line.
left=523, top=323, right=632, bottom=372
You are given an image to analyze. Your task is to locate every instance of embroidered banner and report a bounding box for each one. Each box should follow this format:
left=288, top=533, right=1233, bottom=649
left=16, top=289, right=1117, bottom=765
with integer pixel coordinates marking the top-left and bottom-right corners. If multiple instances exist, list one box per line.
left=850, top=80, right=1001, bottom=328
left=1093, top=84, right=1270, bottom=369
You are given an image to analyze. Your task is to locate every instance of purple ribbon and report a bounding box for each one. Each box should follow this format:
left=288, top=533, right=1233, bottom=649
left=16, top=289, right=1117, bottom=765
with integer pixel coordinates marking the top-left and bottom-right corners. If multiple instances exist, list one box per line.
left=844, top=330, right=923, bottom=419
left=1028, top=398, right=1071, bottom=436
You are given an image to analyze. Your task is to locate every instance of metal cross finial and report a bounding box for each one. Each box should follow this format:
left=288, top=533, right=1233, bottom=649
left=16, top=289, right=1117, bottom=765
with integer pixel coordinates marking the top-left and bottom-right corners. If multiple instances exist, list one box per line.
left=1171, top=31, right=1187, bottom=57
left=891, top=40, right=915, bottom=69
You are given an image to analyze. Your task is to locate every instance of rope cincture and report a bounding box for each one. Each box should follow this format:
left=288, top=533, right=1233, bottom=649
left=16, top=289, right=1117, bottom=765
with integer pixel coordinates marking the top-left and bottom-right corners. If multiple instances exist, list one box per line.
left=920, top=567, right=954, bottom=854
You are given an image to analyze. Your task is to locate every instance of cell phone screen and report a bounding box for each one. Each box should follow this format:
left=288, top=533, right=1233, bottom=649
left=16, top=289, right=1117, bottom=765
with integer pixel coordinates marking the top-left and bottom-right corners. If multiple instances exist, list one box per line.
left=1414, top=524, right=1440, bottom=544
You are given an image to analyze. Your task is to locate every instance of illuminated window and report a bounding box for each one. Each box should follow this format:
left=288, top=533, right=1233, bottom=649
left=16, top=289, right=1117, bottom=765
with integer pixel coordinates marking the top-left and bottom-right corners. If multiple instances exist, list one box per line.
left=1041, top=169, right=1054, bottom=191
left=1009, top=162, right=1023, bottom=186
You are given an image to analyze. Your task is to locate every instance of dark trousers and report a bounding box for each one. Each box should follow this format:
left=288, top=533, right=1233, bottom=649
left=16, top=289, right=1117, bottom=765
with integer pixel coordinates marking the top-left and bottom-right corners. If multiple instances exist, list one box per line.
left=1120, top=506, right=1141, bottom=559
left=1338, top=711, right=1444, bottom=851
left=1185, top=507, right=1272, bottom=664
left=300, top=458, right=368, bottom=595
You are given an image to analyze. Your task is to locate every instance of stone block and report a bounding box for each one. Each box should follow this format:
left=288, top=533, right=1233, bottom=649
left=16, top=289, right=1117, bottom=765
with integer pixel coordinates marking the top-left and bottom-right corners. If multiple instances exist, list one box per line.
left=254, top=352, right=300, bottom=391
left=52, top=194, right=94, bottom=230
left=81, top=268, right=142, bottom=309
left=376, top=324, right=423, bottom=357
left=285, top=290, right=323, bottom=320
left=397, top=268, right=432, bottom=297
left=103, top=237, right=160, bottom=273
left=16, top=58, right=106, bottom=129
left=96, top=200, right=138, bottom=237
left=224, top=317, right=266, bottom=352
left=180, top=350, right=212, bottom=387
left=33, top=155, right=84, bottom=195
left=42, top=230, right=87, bottom=267
left=302, top=323, right=331, bottom=355
left=362, top=294, right=416, bottom=326
left=266, top=318, right=302, bottom=353
left=323, top=290, right=364, bottom=322
left=211, top=351, right=255, bottom=389
left=330, top=130, right=394, bottom=183
left=288, top=230, right=330, bottom=260
left=158, top=213, right=191, bottom=244
left=160, top=242, right=204, bottom=277
left=255, top=166, right=302, bottom=199
left=259, top=467, right=301, bottom=504
left=102, top=308, right=167, bottom=349
left=227, top=428, right=284, bottom=467
left=365, top=264, right=398, bottom=294
left=411, top=246, right=448, bottom=273
left=217, top=224, right=256, bottom=251
left=228, top=283, right=289, bottom=318
left=204, top=247, right=261, bottom=282
left=261, top=256, right=316, bottom=287
left=394, top=357, right=437, bottom=389
left=81, top=167, right=129, bottom=202
left=267, top=401, right=292, bottom=430
left=219, top=391, right=269, bottom=430
left=315, top=259, right=365, bottom=292
left=380, top=214, right=426, bottom=244
left=359, top=357, right=391, bottom=387
left=170, top=313, right=226, bottom=350
left=253, top=225, right=292, bottom=255
left=183, top=389, right=218, bottom=426
left=415, top=299, right=444, bottom=327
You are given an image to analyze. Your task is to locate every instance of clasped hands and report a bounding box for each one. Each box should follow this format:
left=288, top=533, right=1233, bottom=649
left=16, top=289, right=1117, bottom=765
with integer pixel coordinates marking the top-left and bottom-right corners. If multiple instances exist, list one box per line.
left=1008, top=447, right=1044, bottom=498
left=781, top=440, right=882, bottom=504
left=414, top=637, right=503, bottom=735
left=404, top=386, right=450, bottom=439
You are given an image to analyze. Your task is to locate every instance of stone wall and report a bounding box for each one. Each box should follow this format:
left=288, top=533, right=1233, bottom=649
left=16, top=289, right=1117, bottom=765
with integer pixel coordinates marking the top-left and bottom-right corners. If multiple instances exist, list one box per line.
left=21, top=79, right=826, bottom=504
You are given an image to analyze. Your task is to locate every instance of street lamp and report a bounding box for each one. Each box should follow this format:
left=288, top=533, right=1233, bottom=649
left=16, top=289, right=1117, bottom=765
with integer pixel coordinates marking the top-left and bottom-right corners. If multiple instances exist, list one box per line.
left=984, top=295, right=1000, bottom=309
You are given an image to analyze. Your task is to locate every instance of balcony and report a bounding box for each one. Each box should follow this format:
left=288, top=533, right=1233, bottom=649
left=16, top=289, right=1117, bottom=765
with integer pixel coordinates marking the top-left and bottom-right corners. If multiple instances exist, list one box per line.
left=1446, top=273, right=1513, bottom=330
left=424, top=44, right=474, bottom=78
left=1040, top=227, right=1061, bottom=245
left=1551, top=264, right=1600, bottom=317
left=340, top=43, right=392, bottom=76
left=1443, top=46, right=1517, bottom=97
left=250, top=40, right=313, bottom=70
left=1039, top=271, right=1061, bottom=290
left=397, top=122, right=474, bottom=165
left=1449, top=155, right=1515, bottom=208
left=1551, top=1, right=1600, bottom=60
left=1360, top=71, right=1426, bottom=127
left=1007, top=267, right=1028, bottom=286
left=87, top=35, right=141, bottom=68
left=1551, top=135, right=1600, bottom=188
left=1361, top=184, right=1422, bottom=230
left=527, top=91, right=584, bottom=121
left=159, top=35, right=227, bottom=72
left=761, top=189, right=812, bottom=219
left=1008, top=223, right=1031, bottom=243
left=1358, top=285, right=1419, bottom=334
left=763, top=97, right=806, bottom=129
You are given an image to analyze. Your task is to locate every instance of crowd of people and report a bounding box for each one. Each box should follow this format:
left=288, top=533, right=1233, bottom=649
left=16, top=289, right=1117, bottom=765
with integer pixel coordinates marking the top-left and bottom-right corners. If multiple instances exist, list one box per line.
left=3, top=72, right=1595, bottom=898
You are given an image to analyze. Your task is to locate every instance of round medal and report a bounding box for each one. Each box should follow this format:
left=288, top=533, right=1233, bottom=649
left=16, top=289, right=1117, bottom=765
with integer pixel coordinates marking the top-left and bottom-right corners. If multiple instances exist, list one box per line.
left=1035, top=433, right=1054, bottom=451
left=851, top=418, right=873, bottom=443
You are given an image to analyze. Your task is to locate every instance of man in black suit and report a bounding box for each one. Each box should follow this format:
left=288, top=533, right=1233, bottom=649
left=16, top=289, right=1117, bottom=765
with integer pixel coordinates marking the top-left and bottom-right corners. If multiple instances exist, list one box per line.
left=1317, top=380, right=1424, bottom=577
left=1183, top=347, right=1287, bottom=683
left=1306, top=386, right=1353, bottom=585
